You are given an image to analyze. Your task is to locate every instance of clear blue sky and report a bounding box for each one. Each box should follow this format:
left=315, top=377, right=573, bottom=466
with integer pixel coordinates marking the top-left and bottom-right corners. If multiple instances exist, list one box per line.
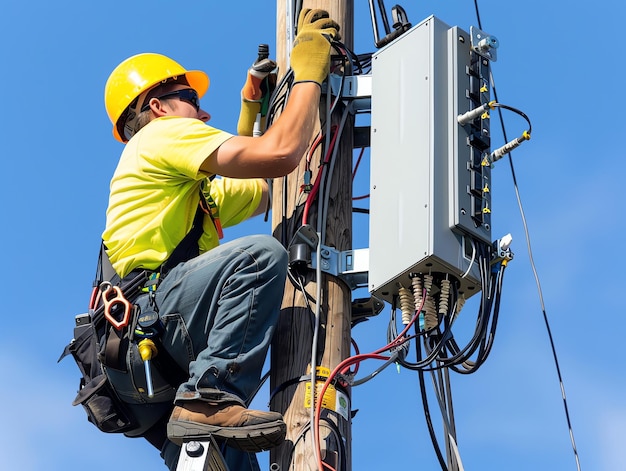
left=2, top=1, right=623, bottom=470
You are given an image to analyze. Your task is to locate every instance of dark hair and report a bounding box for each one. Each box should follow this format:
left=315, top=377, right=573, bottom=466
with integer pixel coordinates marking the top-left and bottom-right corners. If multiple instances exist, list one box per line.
left=120, top=76, right=191, bottom=140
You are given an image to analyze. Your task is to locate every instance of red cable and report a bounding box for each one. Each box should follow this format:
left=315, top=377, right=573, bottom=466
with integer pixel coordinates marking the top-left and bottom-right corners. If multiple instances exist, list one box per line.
left=302, top=125, right=339, bottom=225
left=352, top=147, right=365, bottom=181
left=315, top=353, right=391, bottom=471
left=313, top=290, right=427, bottom=470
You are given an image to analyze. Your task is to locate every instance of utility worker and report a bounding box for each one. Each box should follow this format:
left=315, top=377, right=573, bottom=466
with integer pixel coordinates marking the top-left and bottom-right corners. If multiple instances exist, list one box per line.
left=101, top=9, right=339, bottom=471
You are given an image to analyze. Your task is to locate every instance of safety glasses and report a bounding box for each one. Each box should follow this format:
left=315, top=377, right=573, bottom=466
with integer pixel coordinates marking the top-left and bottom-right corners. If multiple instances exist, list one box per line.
left=141, top=88, right=200, bottom=112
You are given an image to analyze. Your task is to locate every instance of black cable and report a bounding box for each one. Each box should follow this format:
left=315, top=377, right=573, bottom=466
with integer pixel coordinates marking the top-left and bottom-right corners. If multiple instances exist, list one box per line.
left=377, top=0, right=391, bottom=34
left=492, top=102, right=532, bottom=135
left=368, top=0, right=381, bottom=45
left=429, top=259, right=492, bottom=369
left=445, top=255, right=498, bottom=372
left=356, top=53, right=373, bottom=73
left=245, top=370, right=270, bottom=407
left=442, top=367, right=458, bottom=468
left=351, top=351, right=399, bottom=387
left=283, top=418, right=347, bottom=471
left=319, top=416, right=348, bottom=471
left=352, top=207, right=369, bottom=215
left=431, top=366, right=459, bottom=470
left=416, top=325, right=450, bottom=471
left=474, top=1, right=581, bottom=468
left=473, top=0, right=483, bottom=29
left=393, top=279, right=466, bottom=372
left=263, top=67, right=293, bottom=248
left=396, top=248, right=506, bottom=375
left=470, top=263, right=505, bottom=370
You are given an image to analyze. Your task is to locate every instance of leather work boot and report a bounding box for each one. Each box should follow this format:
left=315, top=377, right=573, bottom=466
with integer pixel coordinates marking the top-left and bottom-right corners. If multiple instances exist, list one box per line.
left=166, top=401, right=286, bottom=452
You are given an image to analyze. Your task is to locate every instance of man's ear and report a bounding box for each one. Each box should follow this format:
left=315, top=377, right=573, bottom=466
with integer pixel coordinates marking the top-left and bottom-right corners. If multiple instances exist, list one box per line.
left=147, top=98, right=169, bottom=117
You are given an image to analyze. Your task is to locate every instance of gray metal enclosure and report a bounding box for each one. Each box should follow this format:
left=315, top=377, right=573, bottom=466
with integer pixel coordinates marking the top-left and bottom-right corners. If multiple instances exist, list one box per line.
left=369, top=15, right=493, bottom=304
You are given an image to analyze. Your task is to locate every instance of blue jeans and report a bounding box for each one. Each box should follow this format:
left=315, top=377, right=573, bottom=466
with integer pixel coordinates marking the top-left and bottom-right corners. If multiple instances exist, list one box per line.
left=141, top=234, right=287, bottom=470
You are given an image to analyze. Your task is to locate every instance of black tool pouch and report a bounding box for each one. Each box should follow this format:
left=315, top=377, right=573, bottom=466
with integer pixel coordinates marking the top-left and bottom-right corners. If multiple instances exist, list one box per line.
left=63, top=317, right=136, bottom=433
left=61, top=237, right=196, bottom=437
left=72, top=373, right=135, bottom=433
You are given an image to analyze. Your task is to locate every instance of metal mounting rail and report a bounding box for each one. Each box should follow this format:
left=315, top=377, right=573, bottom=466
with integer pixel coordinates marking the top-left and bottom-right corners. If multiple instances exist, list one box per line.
left=175, top=437, right=229, bottom=471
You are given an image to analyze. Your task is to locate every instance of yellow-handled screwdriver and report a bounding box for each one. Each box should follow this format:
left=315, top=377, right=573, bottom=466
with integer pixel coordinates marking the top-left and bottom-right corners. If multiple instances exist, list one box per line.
left=138, top=338, right=158, bottom=398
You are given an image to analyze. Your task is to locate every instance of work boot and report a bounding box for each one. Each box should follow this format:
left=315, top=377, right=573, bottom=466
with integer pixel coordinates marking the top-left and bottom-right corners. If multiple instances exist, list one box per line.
left=167, top=401, right=286, bottom=452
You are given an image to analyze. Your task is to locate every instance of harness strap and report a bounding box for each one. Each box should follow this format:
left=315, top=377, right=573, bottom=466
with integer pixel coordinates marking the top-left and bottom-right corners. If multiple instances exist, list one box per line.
left=104, top=324, right=128, bottom=371
left=199, top=181, right=224, bottom=240
left=97, top=184, right=215, bottom=385
left=159, top=200, right=206, bottom=275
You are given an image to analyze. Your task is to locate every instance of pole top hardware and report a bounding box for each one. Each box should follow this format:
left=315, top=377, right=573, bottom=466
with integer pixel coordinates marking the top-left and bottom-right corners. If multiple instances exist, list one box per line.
left=470, top=26, right=499, bottom=61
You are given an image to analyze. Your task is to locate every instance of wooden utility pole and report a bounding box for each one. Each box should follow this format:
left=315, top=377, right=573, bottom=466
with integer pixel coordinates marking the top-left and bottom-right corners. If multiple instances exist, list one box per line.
left=271, top=1, right=354, bottom=470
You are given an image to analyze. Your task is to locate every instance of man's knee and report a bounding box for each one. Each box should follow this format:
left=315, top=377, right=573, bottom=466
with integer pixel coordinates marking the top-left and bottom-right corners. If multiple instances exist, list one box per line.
left=245, top=235, right=288, bottom=273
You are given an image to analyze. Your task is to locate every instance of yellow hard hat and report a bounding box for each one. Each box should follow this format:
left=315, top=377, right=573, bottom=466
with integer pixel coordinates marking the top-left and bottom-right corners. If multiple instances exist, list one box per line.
left=104, top=53, right=210, bottom=142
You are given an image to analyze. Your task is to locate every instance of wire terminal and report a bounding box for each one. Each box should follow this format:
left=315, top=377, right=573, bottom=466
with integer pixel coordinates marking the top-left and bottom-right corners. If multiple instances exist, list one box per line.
left=491, top=233, right=514, bottom=265
left=457, top=101, right=495, bottom=126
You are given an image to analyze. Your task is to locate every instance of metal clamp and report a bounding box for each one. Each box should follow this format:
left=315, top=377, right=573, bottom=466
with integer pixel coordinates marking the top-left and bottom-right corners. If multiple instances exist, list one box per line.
left=287, top=225, right=369, bottom=290
left=312, top=246, right=369, bottom=290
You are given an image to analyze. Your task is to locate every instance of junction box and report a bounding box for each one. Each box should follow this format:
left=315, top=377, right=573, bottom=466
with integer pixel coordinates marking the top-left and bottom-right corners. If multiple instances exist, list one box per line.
left=369, top=15, right=495, bottom=304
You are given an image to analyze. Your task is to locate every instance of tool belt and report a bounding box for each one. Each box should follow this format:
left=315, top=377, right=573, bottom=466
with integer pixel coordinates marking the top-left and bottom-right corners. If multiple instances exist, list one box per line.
left=60, top=269, right=150, bottom=435
left=63, top=268, right=186, bottom=437
left=62, top=196, right=208, bottom=438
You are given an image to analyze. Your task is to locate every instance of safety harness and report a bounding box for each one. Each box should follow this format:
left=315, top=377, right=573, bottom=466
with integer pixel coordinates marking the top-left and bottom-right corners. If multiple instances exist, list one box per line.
left=99, top=185, right=220, bottom=368
left=61, top=183, right=223, bottom=448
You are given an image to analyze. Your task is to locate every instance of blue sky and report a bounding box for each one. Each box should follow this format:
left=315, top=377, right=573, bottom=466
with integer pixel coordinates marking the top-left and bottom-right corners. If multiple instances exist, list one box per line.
left=2, top=1, right=624, bottom=470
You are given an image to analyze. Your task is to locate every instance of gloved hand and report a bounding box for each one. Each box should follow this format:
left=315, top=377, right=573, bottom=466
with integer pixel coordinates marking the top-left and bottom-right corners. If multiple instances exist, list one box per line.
left=238, top=54, right=277, bottom=136
left=290, top=8, right=340, bottom=86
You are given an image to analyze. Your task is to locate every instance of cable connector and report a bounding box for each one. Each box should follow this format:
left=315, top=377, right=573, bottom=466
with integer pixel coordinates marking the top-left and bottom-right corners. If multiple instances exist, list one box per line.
left=301, top=170, right=312, bottom=193
left=486, top=130, right=531, bottom=165
left=491, top=233, right=514, bottom=265
left=457, top=101, right=496, bottom=126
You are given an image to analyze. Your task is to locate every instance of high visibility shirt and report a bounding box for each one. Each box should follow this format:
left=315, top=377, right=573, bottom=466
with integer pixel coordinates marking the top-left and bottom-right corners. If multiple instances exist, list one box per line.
left=103, top=116, right=264, bottom=278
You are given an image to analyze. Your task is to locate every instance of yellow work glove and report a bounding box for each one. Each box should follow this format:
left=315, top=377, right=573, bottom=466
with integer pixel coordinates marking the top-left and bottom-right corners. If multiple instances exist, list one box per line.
left=237, top=54, right=277, bottom=136
left=290, top=9, right=340, bottom=86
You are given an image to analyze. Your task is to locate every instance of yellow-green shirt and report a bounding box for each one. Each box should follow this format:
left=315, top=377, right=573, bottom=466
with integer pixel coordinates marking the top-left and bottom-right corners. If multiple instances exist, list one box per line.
left=103, top=116, right=264, bottom=277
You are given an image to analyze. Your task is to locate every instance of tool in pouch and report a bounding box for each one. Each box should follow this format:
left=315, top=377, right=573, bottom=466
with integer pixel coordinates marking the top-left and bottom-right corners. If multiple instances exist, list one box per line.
left=100, top=272, right=162, bottom=398
left=133, top=273, right=163, bottom=398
